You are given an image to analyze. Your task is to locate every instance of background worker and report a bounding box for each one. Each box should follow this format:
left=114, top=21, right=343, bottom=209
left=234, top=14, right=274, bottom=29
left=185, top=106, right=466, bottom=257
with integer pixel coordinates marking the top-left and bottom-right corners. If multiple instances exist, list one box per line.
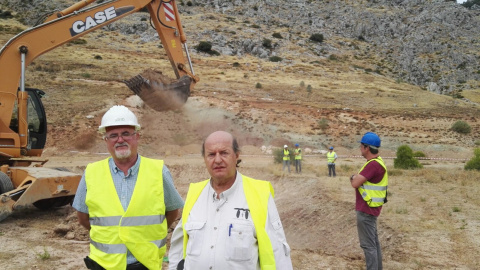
left=168, top=131, right=293, bottom=270
left=282, top=144, right=291, bottom=173
left=327, top=146, right=337, bottom=177
left=350, top=132, right=388, bottom=270
left=72, top=105, right=184, bottom=270
left=294, top=143, right=302, bottom=174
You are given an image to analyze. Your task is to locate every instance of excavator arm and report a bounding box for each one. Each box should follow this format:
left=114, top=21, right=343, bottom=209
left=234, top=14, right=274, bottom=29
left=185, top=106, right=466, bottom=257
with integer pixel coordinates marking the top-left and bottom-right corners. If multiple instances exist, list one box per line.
left=0, top=0, right=197, bottom=157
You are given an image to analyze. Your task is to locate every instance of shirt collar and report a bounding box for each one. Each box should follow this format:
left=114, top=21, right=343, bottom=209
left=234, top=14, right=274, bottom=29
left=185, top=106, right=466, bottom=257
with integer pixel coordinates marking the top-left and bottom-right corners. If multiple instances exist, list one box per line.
left=109, top=154, right=141, bottom=177
left=210, top=171, right=242, bottom=201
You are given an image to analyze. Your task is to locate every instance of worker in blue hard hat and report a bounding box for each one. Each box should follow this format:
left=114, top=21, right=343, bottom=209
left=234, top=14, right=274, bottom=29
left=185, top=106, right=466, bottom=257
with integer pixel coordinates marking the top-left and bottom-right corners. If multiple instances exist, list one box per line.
left=326, top=146, right=337, bottom=177
left=350, top=132, right=388, bottom=270
left=293, top=144, right=302, bottom=174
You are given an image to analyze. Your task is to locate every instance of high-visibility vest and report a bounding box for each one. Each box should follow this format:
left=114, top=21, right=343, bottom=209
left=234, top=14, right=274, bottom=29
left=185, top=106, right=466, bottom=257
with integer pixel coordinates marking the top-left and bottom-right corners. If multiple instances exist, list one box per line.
left=357, top=157, right=388, bottom=207
left=294, top=148, right=302, bottom=160
left=327, top=151, right=336, bottom=163
left=181, top=176, right=276, bottom=270
left=283, top=149, right=290, bottom=160
left=85, top=157, right=167, bottom=270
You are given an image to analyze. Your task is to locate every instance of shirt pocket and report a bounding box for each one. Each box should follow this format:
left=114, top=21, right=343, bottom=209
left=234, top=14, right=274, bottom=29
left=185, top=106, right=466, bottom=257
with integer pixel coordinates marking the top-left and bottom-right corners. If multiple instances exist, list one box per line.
left=185, top=221, right=206, bottom=256
left=225, top=220, right=255, bottom=262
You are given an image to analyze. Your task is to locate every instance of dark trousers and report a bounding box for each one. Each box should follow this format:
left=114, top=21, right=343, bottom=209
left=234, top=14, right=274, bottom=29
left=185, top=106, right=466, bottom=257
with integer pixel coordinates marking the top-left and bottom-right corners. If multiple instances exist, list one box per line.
left=295, top=159, right=302, bottom=173
left=84, top=256, right=148, bottom=270
left=328, top=164, right=336, bottom=177
left=356, top=211, right=382, bottom=270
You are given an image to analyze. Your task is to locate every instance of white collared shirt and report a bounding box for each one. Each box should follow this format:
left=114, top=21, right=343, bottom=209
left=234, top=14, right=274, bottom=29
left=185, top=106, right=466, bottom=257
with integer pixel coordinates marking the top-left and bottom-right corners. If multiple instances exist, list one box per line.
left=168, top=172, right=293, bottom=270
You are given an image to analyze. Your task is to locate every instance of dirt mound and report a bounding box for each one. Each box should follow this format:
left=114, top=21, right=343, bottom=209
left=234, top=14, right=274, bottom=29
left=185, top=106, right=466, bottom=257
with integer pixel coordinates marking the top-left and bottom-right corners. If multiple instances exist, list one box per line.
left=53, top=206, right=89, bottom=241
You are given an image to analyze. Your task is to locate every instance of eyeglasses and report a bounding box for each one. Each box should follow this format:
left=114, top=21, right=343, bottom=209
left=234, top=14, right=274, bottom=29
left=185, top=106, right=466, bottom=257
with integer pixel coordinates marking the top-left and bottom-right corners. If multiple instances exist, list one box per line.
left=104, top=131, right=137, bottom=141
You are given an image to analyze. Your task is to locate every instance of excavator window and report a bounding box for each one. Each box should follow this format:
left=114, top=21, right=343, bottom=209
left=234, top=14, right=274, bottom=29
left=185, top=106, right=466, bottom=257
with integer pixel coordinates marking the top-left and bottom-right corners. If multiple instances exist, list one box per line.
left=10, top=89, right=47, bottom=149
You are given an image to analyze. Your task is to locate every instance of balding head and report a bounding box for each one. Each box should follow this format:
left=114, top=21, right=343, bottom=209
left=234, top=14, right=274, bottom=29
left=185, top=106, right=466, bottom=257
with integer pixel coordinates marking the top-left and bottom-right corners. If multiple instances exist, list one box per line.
left=202, top=131, right=240, bottom=157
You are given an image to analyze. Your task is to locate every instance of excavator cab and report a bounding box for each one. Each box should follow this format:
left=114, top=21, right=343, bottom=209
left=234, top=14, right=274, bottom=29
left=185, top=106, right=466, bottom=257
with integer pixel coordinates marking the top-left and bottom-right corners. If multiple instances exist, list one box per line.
left=9, top=88, right=47, bottom=156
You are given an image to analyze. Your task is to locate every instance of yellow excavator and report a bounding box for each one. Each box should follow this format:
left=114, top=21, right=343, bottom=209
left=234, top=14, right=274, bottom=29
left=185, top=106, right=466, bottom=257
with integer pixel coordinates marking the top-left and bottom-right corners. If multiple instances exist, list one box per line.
left=0, top=0, right=199, bottom=221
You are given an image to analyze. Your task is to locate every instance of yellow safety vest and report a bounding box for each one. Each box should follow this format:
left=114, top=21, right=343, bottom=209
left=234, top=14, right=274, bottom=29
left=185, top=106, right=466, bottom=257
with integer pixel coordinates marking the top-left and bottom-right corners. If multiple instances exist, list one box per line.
left=327, top=151, right=336, bottom=163
left=283, top=149, right=290, bottom=160
left=294, top=148, right=302, bottom=160
left=357, top=157, right=388, bottom=207
left=181, top=175, right=276, bottom=270
left=85, top=157, right=167, bottom=270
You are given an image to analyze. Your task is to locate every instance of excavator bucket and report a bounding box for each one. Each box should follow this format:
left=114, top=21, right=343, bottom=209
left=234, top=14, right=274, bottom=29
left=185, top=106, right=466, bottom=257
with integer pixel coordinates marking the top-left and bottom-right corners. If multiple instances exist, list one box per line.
left=124, top=69, right=192, bottom=111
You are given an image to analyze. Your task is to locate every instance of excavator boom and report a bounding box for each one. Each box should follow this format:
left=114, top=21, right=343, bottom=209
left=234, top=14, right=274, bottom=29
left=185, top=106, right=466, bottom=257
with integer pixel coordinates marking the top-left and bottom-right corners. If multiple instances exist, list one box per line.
left=0, top=0, right=198, bottom=221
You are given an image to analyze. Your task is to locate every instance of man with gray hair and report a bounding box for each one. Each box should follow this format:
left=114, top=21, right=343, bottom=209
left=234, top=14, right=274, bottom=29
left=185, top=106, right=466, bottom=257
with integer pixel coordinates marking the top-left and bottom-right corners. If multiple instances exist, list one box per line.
left=72, top=105, right=184, bottom=270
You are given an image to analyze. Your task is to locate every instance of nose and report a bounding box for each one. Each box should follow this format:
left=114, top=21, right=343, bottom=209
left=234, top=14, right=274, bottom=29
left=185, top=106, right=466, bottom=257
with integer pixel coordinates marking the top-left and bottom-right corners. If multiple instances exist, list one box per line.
left=213, top=153, right=222, bottom=163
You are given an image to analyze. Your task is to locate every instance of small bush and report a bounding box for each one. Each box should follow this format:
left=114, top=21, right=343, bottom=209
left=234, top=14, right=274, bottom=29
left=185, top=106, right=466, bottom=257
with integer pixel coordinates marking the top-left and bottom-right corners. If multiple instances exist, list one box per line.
left=69, top=39, right=87, bottom=45
left=36, top=247, right=50, bottom=260
left=451, top=120, right=471, bottom=134
left=394, top=145, right=423, bottom=169
left=309, top=33, right=324, bottom=43
left=464, top=148, right=480, bottom=171
left=306, top=85, right=312, bottom=92
left=262, top=38, right=272, bottom=49
left=272, top=32, right=283, bottom=39
left=94, top=55, right=102, bottom=60
left=232, top=62, right=241, bottom=67
left=299, top=81, right=305, bottom=88
left=317, top=118, right=329, bottom=131
left=269, top=56, right=282, bottom=62
left=413, top=151, right=426, bottom=158
left=186, top=1, right=193, bottom=6
left=196, top=41, right=212, bottom=52
left=255, top=82, right=262, bottom=89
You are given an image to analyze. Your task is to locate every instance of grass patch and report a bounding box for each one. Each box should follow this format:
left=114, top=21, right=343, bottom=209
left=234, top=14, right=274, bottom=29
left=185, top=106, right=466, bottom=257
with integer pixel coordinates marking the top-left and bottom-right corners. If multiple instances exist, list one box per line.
left=36, top=247, right=50, bottom=261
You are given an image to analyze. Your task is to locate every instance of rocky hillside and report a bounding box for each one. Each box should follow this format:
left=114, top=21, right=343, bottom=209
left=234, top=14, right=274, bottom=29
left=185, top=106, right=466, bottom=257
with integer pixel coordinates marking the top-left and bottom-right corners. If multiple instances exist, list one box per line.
left=1, top=0, right=479, bottom=96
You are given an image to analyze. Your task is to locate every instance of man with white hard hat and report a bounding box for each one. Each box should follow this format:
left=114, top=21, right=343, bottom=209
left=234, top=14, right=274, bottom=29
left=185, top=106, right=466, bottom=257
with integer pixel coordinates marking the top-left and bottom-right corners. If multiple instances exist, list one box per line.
left=350, top=132, right=388, bottom=270
left=282, top=144, right=291, bottom=173
left=73, top=105, right=184, bottom=270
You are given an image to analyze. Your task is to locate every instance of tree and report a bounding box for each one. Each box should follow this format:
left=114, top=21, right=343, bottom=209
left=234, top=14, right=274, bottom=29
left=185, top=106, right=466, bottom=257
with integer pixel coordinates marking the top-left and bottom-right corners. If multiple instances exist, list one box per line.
left=394, top=145, right=423, bottom=169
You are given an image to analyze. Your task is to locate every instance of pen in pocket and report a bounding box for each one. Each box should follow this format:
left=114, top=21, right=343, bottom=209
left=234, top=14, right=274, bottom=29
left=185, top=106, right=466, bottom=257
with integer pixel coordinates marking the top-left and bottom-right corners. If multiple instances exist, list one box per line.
left=229, top=224, right=233, bottom=236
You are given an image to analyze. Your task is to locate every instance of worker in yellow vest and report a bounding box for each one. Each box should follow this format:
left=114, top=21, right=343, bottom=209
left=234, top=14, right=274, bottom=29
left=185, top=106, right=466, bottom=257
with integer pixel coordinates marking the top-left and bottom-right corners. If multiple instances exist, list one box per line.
left=294, top=143, right=302, bottom=174
left=327, top=146, right=337, bottom=177
left=350, top=132, right=388, bottom=270
left=72, top=105, right=184, bottom=270
left=168, top=131, right=293, bottom=270
left=282, top=144, right=291, bottom=173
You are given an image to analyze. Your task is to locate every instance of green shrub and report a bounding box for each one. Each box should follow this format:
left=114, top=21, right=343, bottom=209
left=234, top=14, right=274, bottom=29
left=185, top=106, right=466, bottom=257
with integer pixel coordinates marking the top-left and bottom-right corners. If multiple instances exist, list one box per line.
left=464, top=148, right=480, bottom=171
left=413, top=151, right=426, bottom=158
left=299, top=81, right=305, bottom=88
left=306, top=85, right=312, bottom=92
left=269, top=56, right=282, bottom=62
left=255, top=82, right=262, bottom=89
left=309, top=33, right=324, bottom=43
left=272, top=32, right=283, bottom=39
left=451, top=120, right=471, bottom=134
left=317, top=118, right=329, bottom=131
left=394, top=145, right=423, bottom=169
left=196, top=41, right=212, bottom=52
left=232, top=62, right=241, bottom=67
left=262, top=38, right=272, bottom=49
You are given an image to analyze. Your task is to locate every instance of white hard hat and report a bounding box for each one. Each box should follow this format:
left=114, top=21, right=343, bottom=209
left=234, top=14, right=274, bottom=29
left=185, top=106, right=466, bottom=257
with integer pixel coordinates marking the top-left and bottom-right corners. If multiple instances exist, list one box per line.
left=284, top=145, right=288, bottom=148
left=98, top=105, right=141, bottom=133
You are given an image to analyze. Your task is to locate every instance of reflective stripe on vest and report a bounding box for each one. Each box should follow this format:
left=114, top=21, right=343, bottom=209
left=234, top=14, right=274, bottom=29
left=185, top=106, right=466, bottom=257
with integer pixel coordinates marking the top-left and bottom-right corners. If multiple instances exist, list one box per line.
left=294, top=148, right=302, bottom=160
left=327, top=152, right=336, bottom=163
left=181, top=176, right=276, bottom=269
left=357, top=157, right=388, bottom=207
left=85, top=156, right=167, bottom=270
left=283, top=149, right=290, bottom=160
